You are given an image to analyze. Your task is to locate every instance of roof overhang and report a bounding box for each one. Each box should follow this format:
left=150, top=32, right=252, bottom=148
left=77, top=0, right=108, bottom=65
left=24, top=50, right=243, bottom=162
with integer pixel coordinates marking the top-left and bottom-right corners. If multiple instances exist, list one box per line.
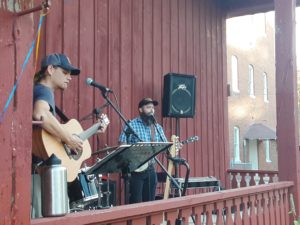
left=244, top=123, right=277, bottom=140
left=223, top=0, right=300, bottom=18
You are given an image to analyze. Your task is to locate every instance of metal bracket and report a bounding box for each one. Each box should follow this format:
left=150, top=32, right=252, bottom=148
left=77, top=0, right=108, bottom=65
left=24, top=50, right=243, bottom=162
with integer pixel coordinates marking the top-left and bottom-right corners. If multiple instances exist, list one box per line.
left=16, top=0, right=51, bottom=17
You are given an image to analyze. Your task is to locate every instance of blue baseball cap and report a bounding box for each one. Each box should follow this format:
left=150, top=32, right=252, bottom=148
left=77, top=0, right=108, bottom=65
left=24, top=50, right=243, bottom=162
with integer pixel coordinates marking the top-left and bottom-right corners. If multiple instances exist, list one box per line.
left=40, top=53, right=80, bottom=75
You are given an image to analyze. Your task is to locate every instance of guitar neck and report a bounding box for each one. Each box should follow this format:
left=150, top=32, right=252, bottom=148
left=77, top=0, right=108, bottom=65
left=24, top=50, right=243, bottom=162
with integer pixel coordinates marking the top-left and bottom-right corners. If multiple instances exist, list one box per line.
left=78, top=122, right=101, bottom=141
left=164, top=135, right=178, bottom=199
left=181, top=136, right=199, bottom=145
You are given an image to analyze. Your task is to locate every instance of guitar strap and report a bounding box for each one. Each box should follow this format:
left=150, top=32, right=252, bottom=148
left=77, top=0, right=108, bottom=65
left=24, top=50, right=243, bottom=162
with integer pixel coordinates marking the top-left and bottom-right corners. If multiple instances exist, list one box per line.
left=55, top=105, right=69, bottom=123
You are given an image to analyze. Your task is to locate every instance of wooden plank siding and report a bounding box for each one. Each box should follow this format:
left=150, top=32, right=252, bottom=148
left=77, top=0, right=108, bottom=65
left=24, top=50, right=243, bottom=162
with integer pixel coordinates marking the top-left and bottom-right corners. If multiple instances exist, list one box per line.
left=0, top=0, right=299, bottom=224
left=0, top=8, right=34, bottom=225
left=34, top=0, right=229, bottom=203
left=0, top=10, right=15, bottom=224
left=0, top=1, right=229, bottom=221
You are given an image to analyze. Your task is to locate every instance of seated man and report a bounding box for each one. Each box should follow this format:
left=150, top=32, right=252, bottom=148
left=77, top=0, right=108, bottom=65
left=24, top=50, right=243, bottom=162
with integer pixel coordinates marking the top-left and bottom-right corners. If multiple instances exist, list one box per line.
left=31, top=53, right=109, bottom=217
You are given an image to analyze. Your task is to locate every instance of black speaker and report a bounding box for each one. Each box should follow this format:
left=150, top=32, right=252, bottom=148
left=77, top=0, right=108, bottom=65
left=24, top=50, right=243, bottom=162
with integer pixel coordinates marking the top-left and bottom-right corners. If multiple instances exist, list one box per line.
left=162, top=73, right=196, bottom=118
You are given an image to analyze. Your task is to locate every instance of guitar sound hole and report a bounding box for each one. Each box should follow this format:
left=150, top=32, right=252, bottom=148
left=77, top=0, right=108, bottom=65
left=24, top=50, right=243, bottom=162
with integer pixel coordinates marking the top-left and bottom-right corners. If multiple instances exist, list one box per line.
left=70, top=149, right=83, bottom=160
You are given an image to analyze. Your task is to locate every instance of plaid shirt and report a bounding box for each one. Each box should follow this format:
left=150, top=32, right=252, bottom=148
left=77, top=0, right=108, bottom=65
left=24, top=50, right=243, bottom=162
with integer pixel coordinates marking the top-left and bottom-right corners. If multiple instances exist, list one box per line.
left=119, top=116, right=167, bottom=144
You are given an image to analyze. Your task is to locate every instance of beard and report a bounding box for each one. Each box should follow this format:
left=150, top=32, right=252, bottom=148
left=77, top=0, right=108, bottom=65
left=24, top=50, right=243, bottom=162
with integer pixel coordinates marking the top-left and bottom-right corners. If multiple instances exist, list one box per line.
left=140, top=112, right=155, bottom=126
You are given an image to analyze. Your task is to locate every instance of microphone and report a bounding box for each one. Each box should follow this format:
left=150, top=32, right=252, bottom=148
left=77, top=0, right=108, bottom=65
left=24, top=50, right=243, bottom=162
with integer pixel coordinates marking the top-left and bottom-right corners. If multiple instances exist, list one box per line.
left=148, top=111, right=155, bottom=116
left=86, top=78, right=113, bottom=93
left=148, top=112, right=157, bottom=124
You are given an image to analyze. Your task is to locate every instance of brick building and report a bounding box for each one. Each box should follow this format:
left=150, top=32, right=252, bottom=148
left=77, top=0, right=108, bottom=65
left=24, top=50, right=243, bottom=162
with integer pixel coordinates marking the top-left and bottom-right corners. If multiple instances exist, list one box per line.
left=227, top=12, right=278, bottom=171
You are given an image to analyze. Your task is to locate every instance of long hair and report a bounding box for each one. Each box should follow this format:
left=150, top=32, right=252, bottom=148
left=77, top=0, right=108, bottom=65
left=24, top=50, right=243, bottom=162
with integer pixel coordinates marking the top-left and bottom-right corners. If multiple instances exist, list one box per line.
left=33, top=67, right=47, bottom=84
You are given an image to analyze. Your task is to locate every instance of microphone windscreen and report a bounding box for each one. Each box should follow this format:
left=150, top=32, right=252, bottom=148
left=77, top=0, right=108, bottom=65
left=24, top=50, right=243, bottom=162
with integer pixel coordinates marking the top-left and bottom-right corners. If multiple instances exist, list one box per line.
left=86, top=77, right=93, bottom=85
left=148, top=111, right=155, bottom=116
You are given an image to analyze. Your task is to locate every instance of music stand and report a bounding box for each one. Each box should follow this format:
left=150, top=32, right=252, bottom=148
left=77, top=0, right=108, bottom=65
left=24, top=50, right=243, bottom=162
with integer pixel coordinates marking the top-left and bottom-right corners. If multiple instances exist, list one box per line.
left=86, top=142, right=173, bottom=204
left=86, top=142, right=172, bottom=175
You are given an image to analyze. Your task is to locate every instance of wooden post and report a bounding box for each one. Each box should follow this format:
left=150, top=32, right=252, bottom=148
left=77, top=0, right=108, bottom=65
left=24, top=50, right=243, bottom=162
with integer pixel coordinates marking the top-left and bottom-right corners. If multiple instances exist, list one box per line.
left=0, top=11, right=34, bottom=224
left=274, top=0, right=300, bottom=215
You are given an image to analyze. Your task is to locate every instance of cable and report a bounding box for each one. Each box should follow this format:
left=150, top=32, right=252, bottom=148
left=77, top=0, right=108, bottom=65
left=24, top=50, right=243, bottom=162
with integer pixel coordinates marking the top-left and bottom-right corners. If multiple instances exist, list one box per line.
left=0, top=15, right=45, bottom=123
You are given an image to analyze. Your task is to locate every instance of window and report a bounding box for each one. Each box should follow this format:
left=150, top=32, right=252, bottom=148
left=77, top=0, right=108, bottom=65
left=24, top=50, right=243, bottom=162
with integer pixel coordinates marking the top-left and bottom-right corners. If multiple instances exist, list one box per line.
left=263, top=73, right=268, bottom=102
left=231, top=56, right=239, bottom=92
left=265, top=140, right=271, bottom=162
left=243, top=139, right=247, bottom=162
left=248, top=65, right=255, bottom=97
left=234, top=126, right=241, bottom=162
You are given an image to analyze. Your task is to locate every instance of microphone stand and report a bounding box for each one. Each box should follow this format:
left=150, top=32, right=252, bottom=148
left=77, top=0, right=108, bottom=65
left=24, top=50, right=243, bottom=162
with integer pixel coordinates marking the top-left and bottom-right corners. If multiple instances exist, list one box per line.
left=79, top=102, right=109, bottom=122
left=79, top=102, right=110, bottom=154
left=100, top=91, right=141, bottom=141
left=99, top=90, right=182, bottom=200
left=151, top=116, right=165, bottom=142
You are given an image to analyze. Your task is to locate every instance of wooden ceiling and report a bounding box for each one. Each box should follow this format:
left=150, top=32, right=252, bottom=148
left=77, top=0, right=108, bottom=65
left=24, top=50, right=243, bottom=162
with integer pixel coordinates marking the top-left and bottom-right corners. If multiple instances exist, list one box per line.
left=222, top=0, right=300, bottom=18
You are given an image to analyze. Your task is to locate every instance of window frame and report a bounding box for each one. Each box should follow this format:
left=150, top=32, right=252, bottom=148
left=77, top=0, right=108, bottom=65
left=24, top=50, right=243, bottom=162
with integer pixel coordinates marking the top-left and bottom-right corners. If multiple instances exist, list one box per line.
left=265, top=140, right=272, bottom=163
left=234, top=126, right=241, bottom=162
left=263, top=72, right=269, bottom=102
left=231, top=55, right=239, bottom=93
left=248, top=64, right=255, bottom=98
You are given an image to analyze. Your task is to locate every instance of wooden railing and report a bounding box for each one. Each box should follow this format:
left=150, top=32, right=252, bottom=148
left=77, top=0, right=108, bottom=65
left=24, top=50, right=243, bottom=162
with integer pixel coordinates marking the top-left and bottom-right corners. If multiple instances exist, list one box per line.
left=227, top=169, right=279, bottom=188
left=32, top=181, right=293, bottom=225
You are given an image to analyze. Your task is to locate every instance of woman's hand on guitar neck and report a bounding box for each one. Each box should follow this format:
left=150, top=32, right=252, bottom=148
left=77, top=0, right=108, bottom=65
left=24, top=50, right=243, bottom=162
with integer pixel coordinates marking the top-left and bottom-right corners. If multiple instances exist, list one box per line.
left=97, top=114, right=110, bottom=133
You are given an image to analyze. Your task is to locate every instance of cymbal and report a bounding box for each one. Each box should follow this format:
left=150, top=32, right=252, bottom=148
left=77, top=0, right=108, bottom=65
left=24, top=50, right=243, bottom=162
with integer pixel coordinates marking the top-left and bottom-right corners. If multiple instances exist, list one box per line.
left=92, top=146, right=116, bottom=156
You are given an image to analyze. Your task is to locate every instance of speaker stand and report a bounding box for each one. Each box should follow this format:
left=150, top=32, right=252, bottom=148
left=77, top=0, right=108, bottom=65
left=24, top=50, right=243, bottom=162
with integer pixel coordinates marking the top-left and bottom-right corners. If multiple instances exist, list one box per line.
left=175, top=117, right=180, bottom=136
left=174, top=117, right=180, bottom=178
left=173, top=117, right=191, bottom=197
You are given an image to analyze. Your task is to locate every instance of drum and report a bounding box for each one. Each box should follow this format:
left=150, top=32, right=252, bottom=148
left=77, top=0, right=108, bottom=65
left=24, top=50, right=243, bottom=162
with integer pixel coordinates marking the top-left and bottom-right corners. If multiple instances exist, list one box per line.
left=68, top=172, right=99, bottom=210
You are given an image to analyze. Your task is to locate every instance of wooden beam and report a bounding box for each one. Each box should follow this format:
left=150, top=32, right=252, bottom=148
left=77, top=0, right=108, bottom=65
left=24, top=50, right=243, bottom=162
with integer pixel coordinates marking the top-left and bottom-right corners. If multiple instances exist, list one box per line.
left=224, top=0, right=300, bottom=18
left=274, top=0, right=300, bottom=216
left=224, top=0, right=273, bottom=18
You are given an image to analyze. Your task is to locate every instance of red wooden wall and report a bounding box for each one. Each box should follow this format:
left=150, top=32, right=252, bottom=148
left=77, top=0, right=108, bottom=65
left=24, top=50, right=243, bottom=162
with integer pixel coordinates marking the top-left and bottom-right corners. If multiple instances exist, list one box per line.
left=36, top=0, right=229, bottom=202
left=0, top=0, right=229, bottom=223
left=0, top=2, right=34, bottom=224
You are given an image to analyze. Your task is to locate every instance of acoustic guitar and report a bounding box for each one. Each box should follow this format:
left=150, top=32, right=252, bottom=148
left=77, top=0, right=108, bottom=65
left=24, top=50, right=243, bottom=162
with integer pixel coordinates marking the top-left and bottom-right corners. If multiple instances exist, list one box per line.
left=32, top=116, right=109, bottom=182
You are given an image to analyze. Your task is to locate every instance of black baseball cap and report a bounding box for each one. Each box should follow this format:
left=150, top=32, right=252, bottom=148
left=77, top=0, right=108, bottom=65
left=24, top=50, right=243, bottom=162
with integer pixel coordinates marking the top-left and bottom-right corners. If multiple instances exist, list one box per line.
left=40, top=53, right=80, bottom=75
left=138, top=98, right=158, bottom=108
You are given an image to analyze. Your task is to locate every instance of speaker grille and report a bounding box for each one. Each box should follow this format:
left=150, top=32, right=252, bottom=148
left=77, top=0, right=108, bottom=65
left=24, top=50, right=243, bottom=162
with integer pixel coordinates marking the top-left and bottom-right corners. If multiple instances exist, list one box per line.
left=171, top=86, right=192, bottom=114
left=163, top=73, right=196, bottom=118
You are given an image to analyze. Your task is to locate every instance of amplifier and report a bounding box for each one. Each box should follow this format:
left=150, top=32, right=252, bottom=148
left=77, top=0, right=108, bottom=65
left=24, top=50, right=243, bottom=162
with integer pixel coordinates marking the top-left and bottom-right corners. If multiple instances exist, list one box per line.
left=171, top=176, right=220, bottom=190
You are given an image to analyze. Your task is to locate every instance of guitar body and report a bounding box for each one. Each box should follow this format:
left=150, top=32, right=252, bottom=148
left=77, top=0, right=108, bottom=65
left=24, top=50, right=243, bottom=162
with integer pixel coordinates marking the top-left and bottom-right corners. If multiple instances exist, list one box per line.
left=32, top=119, right=92, bottom=182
